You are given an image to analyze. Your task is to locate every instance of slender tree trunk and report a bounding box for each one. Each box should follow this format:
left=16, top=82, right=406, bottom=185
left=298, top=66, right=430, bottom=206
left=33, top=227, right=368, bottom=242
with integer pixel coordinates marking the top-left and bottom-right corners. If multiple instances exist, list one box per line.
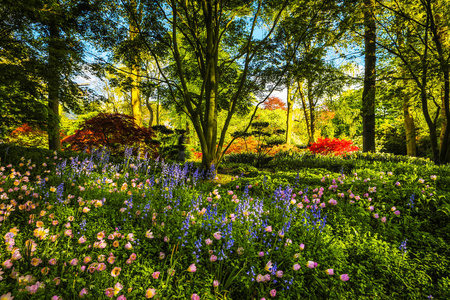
left=286, top=77, right=294, bottom=144
left=47, top=22, right=61, bottom=151
left=403, top=100, right=416, bottom=156
left=299, top=81, right=311, bottom=144
left=307, top=78, right=316, bottom=144
left=156, top=87, right=160, bottom=125
left=362, top=0, right=376, bottom=152
left=145, top=96, right=154, bottom=127
left=429, top=5, right=450, bottom=163
left=185, top=120, right=190, bottom=144
left=129, top=0, right=142, bottom=127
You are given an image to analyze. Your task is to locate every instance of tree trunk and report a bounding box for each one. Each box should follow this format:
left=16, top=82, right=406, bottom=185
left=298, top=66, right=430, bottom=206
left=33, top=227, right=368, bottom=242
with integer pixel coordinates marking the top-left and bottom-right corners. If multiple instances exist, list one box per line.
left=299, top=81, right=312, bottom=144
left=185, top=120, right=191, bottom=144
left=361, top=0, right=376, bottom=153
left=145, top=96, right=154, bottom=127
left=429, top=5, right=450, bottom=163
left=286, top=77, right=294, bottom=144
left=47, top=22, right=61, bottom=151
left=307, top=78, right=316, bottom=144
left=129, top=0, right=142, bottom=127
left=131, top=67, right=142, bottom=126
left=403, top=100, right=416, bottom=156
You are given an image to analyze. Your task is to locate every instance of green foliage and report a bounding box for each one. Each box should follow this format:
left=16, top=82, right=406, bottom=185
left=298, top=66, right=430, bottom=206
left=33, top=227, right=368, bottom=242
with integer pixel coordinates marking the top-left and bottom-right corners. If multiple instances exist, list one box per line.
left=0, top=145, right=448, bottom=299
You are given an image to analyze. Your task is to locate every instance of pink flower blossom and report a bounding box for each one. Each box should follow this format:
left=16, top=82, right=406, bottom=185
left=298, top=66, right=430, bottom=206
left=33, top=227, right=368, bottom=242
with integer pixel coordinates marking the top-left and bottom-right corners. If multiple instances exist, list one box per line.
left=210, top=255, right=217, bottom=262
left=213, top=232, right=222, bottom=240
left=152, top=271, right=160, bottom=279
left=213, top=280, right=219, bottom=287
left=105, top=288, right=114, bottom=298
left=325, top=269, right=334, bottom=275
left=306, top=261, right=318, bottom=268
left=205, top=238, right=212, bottom=245
left=270, top=289, right=276, bottom=297
left=328, top=199, right=337, bottom=205
left=188, top=263, right=197, bottom=272
left=340, top=274, right=350, bottom=281
left=79, top=288, right=88, bottom=297
left=191, top=293, right=200, bottom=300
left=256, top=274, right=264, bottom=282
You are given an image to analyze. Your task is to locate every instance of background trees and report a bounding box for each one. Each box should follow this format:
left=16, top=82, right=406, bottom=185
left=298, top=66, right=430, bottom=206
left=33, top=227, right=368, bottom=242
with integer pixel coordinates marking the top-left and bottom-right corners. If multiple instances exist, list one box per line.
left=3, top=0, right=450, bottom=165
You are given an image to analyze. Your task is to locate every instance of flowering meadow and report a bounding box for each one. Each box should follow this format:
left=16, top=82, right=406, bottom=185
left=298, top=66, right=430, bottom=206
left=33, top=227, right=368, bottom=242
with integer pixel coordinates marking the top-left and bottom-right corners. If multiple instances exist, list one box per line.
left=0, top=145, right=449, bottom=299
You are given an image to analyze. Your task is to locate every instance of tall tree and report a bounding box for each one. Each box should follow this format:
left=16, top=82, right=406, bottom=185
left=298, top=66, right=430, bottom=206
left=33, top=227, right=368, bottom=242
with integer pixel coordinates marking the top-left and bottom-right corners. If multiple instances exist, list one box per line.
left=101, top=0, right=297, bottom=169
left=375, top=0, right=449, bottom=163
left=0, top=0, right=101, bottom=150
left=361, top=0, right=377, bottom=152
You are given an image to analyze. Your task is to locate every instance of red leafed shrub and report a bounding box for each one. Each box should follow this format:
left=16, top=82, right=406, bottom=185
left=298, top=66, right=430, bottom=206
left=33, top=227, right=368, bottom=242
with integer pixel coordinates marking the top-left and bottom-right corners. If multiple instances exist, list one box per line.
left=225, top=136, right=259, bottom=154
left=8, top=124, right=48, bottom=148
left=308, top=137, right=359, bottom=156
left=63, top=113, right=158, bottom=157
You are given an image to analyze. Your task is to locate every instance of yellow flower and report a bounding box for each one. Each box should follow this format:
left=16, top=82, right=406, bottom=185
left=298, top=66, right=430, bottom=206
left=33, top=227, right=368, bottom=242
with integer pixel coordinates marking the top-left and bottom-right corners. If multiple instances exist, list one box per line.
left=146, top=288, right=156, bottom=298
left=33, top=228, right=49, bottom=240
left=36, top=221, right=44, bottom=228
left=49, top=186, right=56, bottom=192
left=111, top=267, right=121, bottom=277
left=9, top=227, right=19, bottom=235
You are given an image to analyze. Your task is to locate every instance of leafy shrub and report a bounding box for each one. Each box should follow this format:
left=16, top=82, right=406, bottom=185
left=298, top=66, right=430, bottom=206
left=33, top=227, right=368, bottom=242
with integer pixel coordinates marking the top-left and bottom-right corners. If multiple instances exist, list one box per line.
left=308, top=137, right=359, bottom=155
left=62, top=113, right=157, bottom=157
left=6, top=124, right=52, bottom=149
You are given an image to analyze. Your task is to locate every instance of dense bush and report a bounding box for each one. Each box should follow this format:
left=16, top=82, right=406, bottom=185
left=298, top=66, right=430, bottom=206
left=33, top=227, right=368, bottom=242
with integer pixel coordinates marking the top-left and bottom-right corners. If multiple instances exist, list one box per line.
left=5, top=124, right=53, bottom=149
left=308, top=137, right=359, bottom=155
left=62, top=113, right=158, bottom=157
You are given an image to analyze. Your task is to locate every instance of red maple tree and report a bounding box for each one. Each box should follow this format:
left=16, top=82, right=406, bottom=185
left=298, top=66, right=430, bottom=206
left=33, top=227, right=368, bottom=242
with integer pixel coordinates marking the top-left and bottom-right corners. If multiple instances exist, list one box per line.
left=262, top=96, right=287, bottom=111
left=63, top=113, right=158, bottom=157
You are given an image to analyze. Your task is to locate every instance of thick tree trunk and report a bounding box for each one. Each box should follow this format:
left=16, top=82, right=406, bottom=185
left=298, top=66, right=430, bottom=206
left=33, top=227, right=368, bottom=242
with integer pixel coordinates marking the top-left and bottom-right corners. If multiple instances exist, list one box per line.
left=47, top=22, right=61, bottom=151
left=403, top=101, right=416, bottom=156
left=131, top=67, right=142, bottom=126
left=362, top=0, right=376, bottom=153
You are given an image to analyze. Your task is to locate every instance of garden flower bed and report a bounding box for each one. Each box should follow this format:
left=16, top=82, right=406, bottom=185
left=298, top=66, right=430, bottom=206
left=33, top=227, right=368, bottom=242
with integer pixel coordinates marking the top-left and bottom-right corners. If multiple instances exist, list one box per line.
left=0, top=147, right=449, bottom=299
